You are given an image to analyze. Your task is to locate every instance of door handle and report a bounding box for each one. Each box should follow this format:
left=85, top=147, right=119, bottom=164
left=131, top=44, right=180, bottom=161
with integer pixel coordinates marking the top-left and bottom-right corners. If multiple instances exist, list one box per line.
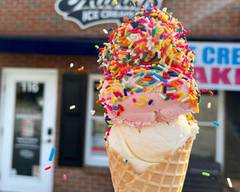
left=47, top=128, right=52, bottom=136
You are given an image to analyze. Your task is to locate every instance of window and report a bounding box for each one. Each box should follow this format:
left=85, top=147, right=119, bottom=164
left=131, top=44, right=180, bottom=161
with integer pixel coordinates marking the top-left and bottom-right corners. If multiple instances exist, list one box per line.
left=192, top=92, right=219, bottom=161
left=85, top=75, right=108, bottom=166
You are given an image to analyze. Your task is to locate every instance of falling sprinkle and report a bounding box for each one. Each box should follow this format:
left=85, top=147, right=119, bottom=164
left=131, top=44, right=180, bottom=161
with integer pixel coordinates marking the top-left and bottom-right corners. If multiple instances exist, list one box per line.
left=77, top=66, right=85, bottom=71
left=212, top=121, right=220, bottom=127
left=44, top=166, right=51, bottom=171
left=201, top=171, right=210, bottom=177
left=69, top=105, right=76, bottom=110
left=162, top=7, right=168, bottom=12
left=95, top=45, right=99, bottom=49
left=62, top=174, right=68, bottom=182
left=103, top=29, right=109, bottom=34
left=207, top=102, right=211, bottom=109
left=227, top=178, right=233, bottom=188
left=90, top=110, right=96, bottom=115
left=48, top=147, right=56, bottom=162
left=69, top=63, right=74, bottom=68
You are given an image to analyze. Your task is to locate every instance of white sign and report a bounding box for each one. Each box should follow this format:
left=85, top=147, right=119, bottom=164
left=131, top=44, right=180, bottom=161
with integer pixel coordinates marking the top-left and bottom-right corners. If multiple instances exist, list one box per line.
left=190, top=42, right=240, bottom=90
left=55, top=0, right=163, bottom=29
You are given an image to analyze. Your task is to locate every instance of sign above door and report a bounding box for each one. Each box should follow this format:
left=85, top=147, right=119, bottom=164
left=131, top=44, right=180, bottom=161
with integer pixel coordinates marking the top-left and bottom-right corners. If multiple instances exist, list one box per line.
left=55, top=0, right=163, bottom=29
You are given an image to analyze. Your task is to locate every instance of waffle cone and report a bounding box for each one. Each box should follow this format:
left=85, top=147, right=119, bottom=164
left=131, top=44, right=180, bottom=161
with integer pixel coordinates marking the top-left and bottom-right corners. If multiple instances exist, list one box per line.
left=106, top=138, right=193, bottom=192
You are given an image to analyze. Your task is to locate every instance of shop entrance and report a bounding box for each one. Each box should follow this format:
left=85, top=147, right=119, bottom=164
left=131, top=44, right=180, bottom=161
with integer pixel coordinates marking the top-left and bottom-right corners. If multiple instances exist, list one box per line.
left=0, top=68, right=57, bottom=192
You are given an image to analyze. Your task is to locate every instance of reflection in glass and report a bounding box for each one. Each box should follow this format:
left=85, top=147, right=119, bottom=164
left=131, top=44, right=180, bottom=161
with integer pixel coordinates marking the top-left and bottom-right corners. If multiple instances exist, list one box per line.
left=91, top=119, right=107, bottom=156
left=12, top=82, right=44, bottom=177
left=191, top=92, right=218, bottom=160
left=195, top=94, right=218, bottom=122
left=192, top=126, right=216, bottom=160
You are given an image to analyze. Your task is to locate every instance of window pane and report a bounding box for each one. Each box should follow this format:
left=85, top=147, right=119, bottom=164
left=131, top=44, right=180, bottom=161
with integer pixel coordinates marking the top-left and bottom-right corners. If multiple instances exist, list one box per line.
left=225, top=91, right=240, bottom=178
left=195, top=93, right=218, bottom=122
left=93, top=81, right=104, bottom=116
left=192, top=126, right=216, bottom=160
left=91, top=119, right=107, bottom=156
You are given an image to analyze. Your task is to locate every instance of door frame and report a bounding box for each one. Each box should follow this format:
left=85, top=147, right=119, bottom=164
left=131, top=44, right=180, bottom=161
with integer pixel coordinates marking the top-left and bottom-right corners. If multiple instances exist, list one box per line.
left=0, top=68, right=58, bottom=192
left=216, top=91, right=225, bottom=171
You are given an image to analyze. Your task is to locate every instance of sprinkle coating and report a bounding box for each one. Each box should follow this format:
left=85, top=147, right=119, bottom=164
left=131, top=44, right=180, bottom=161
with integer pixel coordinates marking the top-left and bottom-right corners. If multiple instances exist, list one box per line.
left=98, top=6, right=200, bottom=126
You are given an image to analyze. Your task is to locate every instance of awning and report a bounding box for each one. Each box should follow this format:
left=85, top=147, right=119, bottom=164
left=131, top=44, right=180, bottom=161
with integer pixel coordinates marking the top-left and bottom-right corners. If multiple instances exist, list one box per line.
left=0, top=36, right=106, bottom=55
left=0, top=36, right=238, bottom=56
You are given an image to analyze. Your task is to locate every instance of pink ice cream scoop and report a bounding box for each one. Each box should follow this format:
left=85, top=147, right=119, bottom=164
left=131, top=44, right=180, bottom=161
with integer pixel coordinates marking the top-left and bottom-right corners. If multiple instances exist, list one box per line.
left=97, top=6, right=200, bottom=127
left=99, top=69, right=199, bottom=127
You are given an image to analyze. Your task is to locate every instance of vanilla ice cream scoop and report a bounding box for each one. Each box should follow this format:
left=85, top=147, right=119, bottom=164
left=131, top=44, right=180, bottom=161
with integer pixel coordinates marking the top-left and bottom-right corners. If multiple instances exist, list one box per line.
left=108, top=115, right=199, bottom=173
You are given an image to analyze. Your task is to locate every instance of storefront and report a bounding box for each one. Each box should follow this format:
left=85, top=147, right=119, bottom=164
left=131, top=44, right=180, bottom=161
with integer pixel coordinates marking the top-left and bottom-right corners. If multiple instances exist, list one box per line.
left=0, top=0, right=239, bottom=192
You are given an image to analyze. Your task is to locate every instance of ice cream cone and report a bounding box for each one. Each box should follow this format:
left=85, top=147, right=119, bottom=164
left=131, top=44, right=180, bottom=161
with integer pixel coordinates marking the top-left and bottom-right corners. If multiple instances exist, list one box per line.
left=106, top=138, right=193, bottom=192
left=99, top=6, right=200, bottom=192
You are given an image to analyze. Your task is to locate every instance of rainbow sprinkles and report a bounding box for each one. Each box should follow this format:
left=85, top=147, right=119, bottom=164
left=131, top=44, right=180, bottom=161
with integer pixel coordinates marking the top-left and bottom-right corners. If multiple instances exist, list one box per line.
left=97, top=6, right=200, bottom=120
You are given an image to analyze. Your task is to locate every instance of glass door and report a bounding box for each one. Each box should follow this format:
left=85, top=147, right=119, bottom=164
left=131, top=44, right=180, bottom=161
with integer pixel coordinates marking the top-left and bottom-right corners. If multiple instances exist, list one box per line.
left=0, top=68, right=57, bottom=192
left=12, top=82, right=44, bottom=177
